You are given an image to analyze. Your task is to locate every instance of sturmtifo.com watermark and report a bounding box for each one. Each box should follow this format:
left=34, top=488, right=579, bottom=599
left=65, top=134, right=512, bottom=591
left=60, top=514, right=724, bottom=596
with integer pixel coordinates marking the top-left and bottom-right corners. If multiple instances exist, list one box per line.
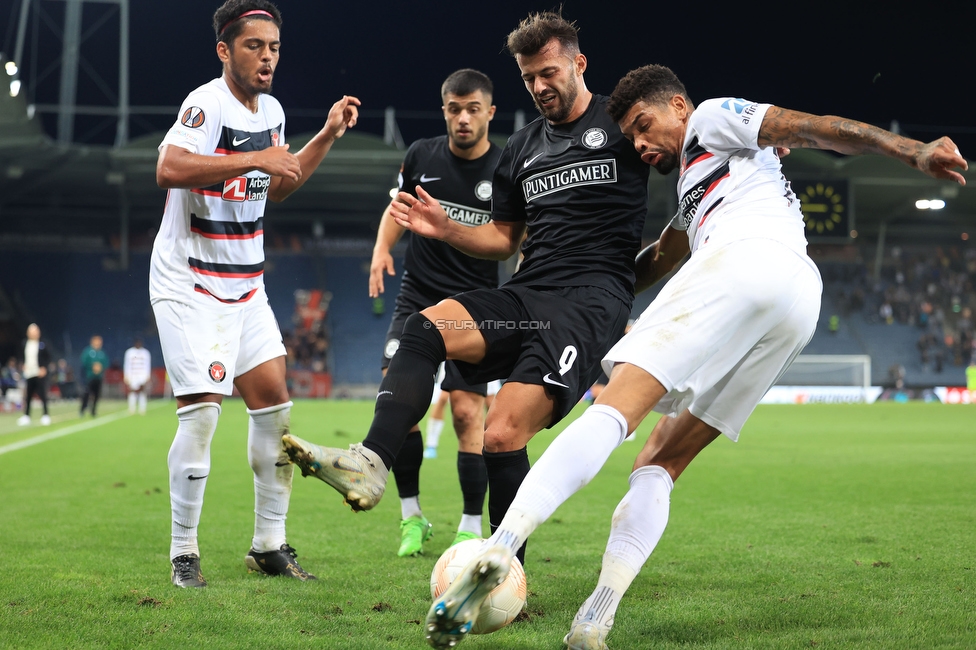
left=424, top=319, right=551, bottom=330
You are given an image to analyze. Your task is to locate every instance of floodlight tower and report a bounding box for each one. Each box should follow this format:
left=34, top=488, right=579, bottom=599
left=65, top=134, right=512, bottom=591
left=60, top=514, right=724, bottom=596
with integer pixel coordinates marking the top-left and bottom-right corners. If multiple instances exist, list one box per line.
left=10, top=0, right=130, bottom=147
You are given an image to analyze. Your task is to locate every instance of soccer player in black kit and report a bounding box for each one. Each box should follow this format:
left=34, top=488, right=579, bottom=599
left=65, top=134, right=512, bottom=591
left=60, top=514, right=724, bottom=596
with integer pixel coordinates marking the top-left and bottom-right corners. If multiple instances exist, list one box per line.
left=282, top=8, right=649, bottom=600
left=367, top=69, right=503, bottom=558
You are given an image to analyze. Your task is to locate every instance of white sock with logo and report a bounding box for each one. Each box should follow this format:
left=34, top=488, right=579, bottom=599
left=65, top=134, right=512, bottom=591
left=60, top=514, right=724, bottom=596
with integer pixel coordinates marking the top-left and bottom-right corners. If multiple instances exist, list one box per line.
left=425, top=417, right=444, bottom=450
left=487, top=404, right=628, bottom=553
left=168, top=402, right=220, bottom=560
left=247, top=401, right=294, bottom=553
left=579, top=465, right=674, bottom=628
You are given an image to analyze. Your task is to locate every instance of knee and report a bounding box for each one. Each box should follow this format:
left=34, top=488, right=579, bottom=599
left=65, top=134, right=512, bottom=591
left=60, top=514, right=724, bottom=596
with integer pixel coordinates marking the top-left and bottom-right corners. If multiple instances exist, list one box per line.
left=451, top=403, right=482, bottom=439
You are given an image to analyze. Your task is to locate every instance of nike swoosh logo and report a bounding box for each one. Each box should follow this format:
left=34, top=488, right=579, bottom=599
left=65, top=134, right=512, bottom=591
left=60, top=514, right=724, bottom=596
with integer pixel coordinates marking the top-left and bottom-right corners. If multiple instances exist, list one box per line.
left=187, top=474, right=208, bottom=481
left=523, top=153, right=545, bottom=168
left=419, top=174, right=441, bottom=183
left=274, top=461, right=290, bottom=467
left=542, top=373, right=569, bottom=389
left=232, top=136, right=250, bottom=146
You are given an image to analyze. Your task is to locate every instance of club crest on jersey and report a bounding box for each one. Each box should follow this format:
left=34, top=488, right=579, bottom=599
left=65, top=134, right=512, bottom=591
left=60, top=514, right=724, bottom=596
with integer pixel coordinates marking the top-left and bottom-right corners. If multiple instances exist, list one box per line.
left=474, top=180, right=492, bottom=201
left=271, top=129, right=280, bottom=147
left=208, top=361, right=227, bottom=383
left=581, top=128, right=608, bottom=149
left=181, top=107, right=205, bottom=128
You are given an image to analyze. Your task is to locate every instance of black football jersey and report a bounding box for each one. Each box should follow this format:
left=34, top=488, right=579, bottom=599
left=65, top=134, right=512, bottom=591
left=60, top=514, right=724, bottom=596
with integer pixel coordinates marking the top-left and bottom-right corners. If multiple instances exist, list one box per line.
left=399, top=136, right=501, bottom=294
left=492, top=94, right=650, bottom=304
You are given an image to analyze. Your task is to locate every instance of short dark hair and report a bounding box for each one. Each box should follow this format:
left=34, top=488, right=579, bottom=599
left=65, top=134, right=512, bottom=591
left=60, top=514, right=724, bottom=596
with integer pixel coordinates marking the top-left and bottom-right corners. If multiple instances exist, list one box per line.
left=506, top=10, right=579, bottom=58
left=441, top=69, right=493, bottom=101
left=213, top=0, right=282, bottom=45
left=607, top=64, right=690, bottom=124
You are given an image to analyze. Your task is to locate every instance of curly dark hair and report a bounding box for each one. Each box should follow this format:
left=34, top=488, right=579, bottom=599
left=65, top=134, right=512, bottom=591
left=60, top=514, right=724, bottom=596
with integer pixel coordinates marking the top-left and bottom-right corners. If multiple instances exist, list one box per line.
left=441, top=69, right=493, bottom=101
left=213, top=0, right=282, bottom=45
left=505, top=10, right=579, bottom=58
left=607, top=64, right=690, bottom=123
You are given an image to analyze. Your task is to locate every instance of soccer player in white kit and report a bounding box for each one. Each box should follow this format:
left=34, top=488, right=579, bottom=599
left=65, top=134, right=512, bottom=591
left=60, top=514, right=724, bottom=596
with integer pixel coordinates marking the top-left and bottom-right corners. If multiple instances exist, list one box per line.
left=123, top=338, right=151, bottom=415
left=426, top=64, right=968, bottom=649
left=152, top=0, right=359, bottom=588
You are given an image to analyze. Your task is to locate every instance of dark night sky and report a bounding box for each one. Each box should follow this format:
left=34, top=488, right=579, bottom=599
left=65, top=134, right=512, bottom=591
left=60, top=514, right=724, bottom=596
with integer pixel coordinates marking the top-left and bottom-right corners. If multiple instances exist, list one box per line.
left=1, top=0, right=974, bottom=153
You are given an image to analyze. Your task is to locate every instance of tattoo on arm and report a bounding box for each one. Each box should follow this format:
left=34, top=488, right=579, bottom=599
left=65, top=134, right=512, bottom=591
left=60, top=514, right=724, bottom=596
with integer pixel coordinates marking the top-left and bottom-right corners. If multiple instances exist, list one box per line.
left=758, top=106, right=922, bottom=167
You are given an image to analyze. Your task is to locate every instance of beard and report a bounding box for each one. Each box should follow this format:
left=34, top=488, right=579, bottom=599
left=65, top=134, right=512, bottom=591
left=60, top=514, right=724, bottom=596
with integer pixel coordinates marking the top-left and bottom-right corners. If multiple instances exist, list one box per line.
left=449, top=122, right=487, bottom=150
left=229, top=60, right=272, bottom=96
left=533, top=77, right=579, bottom=123
left=654, top=151, right=679, bottom=175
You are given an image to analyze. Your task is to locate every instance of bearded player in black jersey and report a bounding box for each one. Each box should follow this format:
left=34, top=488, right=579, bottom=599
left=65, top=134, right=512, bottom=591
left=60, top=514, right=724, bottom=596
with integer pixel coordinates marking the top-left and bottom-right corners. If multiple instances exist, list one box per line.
left=368, top=69, right=502, bottom=558
left=281, top=8, right=649, bottom=612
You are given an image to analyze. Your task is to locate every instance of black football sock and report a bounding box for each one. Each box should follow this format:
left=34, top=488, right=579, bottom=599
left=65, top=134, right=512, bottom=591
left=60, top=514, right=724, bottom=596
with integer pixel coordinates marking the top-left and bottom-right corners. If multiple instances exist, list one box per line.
left=391, top=429, right=423, bottom=499
left=362, top=313, right=446, bottom=469
left=457, top=451, right=488, bottom=516
left=484, top=447, right=530, bottom=564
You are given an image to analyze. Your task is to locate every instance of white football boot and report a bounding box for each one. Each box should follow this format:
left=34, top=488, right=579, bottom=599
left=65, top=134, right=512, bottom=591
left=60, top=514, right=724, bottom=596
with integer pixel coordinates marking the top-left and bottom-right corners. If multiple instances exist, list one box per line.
left=281, top=434, right=388, bottom=511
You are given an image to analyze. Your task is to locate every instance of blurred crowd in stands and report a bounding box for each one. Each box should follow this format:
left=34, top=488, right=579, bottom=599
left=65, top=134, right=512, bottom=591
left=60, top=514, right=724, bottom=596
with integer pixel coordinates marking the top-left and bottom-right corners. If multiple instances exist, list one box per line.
left=282, top=289, right=332, bottom=373
left=828, top=244, right=976, bottom=373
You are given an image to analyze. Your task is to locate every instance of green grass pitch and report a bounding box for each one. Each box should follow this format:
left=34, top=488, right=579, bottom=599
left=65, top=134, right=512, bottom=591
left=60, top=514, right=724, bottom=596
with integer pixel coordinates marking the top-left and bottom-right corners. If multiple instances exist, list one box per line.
left=0, top=400, right=973, bottom=649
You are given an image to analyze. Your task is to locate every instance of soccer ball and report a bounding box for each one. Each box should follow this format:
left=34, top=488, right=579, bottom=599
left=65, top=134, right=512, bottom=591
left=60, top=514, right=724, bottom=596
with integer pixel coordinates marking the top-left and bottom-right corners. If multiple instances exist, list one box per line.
left=429, top=538, right=527, bottom=634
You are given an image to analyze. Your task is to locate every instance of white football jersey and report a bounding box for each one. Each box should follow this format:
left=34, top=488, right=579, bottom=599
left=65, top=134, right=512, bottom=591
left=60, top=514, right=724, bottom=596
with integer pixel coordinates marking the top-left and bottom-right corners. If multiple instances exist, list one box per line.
left=150, top=77, right=285, bottom=304
left=670, top=98, right=807, bottom=257
left=123, top=347, right=152, bottom=384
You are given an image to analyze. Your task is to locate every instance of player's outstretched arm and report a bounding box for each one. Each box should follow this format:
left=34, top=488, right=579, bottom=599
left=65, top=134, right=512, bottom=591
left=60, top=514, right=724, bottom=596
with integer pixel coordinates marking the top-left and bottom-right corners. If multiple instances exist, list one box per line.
left=634, top=225, right=690, bottom=294
left=391, top=186, right=525, bottom=261
left=270, top=95, right=361, bottom=202
left=758, top=107, right=968, bottom=185
left=369, top=203, right=405, bottom=298
left=156, top=143, right=301, bottom=189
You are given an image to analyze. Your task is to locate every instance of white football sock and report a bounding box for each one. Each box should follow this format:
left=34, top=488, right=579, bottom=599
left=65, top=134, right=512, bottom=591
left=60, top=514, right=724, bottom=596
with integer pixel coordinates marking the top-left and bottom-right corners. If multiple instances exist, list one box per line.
left=458, top=513, right=482, bottom=536
left=400, top=496, right=423, bottom=520
left=128, top=392, right=137, bottom=414
left=168, top=402, right=220, bottom=560
left=247, top=401, right=294, bottom=553
left=488, top=404, right=628, bottom=554
left=138, top=392, right=147, bottom=414
left=425, top=417, right=444, bottom=450
left=580, top=465, right=674, bottom=628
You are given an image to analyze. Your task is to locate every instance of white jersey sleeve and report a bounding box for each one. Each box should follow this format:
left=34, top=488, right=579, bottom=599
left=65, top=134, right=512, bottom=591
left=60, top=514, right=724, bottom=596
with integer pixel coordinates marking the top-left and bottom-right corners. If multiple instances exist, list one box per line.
left=693, top=98, right=770, bottom=154
left=159, top=87, right=223, bottom=155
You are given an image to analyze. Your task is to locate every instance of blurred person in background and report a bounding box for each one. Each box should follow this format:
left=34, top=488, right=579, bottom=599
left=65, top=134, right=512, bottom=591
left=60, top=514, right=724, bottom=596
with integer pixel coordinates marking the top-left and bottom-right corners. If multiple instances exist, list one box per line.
left=80, top=335, right=109, bottom=417
left=124, top=338, right=152, bottom=415
left=18, top=324, right=51, bottom=426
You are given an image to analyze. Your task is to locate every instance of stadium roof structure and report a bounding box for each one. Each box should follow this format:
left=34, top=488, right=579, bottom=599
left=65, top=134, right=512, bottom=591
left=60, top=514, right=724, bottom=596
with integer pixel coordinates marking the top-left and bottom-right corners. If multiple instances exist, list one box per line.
left=1, top=87, right=974, bottom=249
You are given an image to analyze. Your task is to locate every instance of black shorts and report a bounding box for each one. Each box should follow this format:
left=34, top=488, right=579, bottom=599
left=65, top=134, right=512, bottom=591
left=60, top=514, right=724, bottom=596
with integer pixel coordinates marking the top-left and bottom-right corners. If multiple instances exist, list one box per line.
left=452, top=285, right=630, bottom=426
left=382, top=275, right=488, bottom=396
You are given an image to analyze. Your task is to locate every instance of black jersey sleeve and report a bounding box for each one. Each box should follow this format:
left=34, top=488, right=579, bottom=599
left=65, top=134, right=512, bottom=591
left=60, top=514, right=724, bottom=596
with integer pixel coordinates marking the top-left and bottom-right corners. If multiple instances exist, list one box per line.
left=488, top=140, right=527, bottom=223
left=398, top=142, right=421, bottom=197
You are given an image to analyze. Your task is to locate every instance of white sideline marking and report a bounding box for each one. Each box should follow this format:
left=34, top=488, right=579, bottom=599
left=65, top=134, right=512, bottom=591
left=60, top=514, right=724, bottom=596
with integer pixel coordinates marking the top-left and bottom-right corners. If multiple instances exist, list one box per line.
left=0, top=408, right=137, bottom=456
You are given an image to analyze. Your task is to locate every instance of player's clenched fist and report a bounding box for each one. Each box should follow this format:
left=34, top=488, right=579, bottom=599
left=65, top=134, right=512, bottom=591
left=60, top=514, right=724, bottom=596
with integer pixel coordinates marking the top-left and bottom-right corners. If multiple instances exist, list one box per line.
left=256, top=143, right=302, bottom=181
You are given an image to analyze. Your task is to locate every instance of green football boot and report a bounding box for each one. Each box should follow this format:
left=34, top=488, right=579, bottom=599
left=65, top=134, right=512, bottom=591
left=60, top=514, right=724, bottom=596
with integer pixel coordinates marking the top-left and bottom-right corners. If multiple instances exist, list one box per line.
left=398, top=516, right=433, bottom=557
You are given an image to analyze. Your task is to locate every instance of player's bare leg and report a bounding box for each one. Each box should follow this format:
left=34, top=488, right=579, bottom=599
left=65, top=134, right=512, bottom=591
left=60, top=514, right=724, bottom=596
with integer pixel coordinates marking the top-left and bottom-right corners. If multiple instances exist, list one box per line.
left=234, top=357, right=315, bottom=580
left=284, top=299, right=486, bottom=510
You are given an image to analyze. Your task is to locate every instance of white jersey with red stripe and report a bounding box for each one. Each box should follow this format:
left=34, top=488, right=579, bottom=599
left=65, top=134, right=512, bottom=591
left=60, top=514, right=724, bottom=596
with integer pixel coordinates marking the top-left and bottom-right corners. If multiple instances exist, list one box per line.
left=150, top=76, right=284, bottom=305
left=669, top=98, right=807, bottom=257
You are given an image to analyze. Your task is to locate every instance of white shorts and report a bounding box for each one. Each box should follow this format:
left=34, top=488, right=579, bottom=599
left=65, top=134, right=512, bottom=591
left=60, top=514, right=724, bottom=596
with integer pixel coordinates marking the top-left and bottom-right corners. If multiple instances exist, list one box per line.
left=487, top=379, right=502, bottom=396
left=153, top=288, right=286, bottom=397
left=603, top=238, right=822, bottom=441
